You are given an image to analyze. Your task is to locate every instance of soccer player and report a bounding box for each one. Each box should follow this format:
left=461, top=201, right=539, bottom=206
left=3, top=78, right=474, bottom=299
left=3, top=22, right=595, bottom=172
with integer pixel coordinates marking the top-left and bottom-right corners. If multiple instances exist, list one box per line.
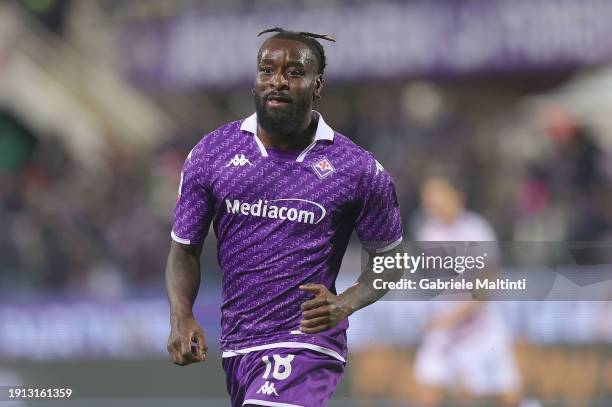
left=165, top=28, right=403, bottom=407
left=413, top=173, right=523, bottom=407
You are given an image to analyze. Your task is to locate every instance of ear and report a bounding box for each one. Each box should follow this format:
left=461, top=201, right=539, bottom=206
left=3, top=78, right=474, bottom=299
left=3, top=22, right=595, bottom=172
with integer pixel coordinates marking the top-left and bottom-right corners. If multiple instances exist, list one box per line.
left=313, top=74, right=324, bottom=101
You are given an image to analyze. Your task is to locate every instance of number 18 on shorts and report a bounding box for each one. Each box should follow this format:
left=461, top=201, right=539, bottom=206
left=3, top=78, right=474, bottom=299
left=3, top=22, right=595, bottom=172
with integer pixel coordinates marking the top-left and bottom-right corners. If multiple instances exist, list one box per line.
left=222, top=348, right=345, bottom=407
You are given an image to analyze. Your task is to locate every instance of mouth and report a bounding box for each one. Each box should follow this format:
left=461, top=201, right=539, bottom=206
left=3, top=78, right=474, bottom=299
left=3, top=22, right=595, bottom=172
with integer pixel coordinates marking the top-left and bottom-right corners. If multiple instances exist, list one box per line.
left=265, top=95, right=292, bottom=107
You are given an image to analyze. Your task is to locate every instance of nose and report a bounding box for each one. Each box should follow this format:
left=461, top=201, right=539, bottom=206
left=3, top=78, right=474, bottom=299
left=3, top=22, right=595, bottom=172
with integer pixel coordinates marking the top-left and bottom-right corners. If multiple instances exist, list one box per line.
left=270, top=70, right=288, bottom=90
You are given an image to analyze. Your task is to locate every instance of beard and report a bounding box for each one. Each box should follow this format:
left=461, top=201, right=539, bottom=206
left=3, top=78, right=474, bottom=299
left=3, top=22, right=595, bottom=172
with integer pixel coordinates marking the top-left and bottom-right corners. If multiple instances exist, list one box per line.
left=254, top=92, right=311, bottom=137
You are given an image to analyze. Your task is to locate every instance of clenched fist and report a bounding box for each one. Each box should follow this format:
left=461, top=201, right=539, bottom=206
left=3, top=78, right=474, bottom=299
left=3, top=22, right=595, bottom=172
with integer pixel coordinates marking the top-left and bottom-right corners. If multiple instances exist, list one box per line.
left=167, top=316, right=208, bottom=366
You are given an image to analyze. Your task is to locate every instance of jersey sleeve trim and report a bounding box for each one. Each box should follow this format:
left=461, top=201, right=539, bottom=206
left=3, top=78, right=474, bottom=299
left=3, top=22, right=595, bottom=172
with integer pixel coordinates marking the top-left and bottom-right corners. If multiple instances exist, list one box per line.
left=170, top=231, right=192, bottom=245
left=374, top=236, right=403, bottom=253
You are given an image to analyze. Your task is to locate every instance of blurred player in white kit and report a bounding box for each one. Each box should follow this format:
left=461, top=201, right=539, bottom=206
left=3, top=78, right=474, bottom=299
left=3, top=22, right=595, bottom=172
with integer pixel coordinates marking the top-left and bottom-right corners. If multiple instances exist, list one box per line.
left=412, top=173, right=523, bottom=407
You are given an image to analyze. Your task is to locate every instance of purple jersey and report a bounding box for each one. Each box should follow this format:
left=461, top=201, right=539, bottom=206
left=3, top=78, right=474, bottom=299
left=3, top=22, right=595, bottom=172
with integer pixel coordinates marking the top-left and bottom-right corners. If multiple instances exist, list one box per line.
left=172, top=112, right=402, bottom=362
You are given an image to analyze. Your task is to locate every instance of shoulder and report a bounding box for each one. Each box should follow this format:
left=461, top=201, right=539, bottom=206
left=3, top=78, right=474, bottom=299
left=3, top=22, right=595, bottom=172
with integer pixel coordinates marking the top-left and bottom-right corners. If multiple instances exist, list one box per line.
left=187, top=120, right=244, bottom=161
left=329, top=132, right=382, bottom=176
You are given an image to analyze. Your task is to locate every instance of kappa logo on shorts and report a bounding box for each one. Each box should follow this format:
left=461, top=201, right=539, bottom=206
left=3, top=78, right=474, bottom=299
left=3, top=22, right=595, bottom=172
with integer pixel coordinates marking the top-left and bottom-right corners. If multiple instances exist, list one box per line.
left=311, top=157, right=335, bottom=179
left=257, top=381, right=279, bottom=396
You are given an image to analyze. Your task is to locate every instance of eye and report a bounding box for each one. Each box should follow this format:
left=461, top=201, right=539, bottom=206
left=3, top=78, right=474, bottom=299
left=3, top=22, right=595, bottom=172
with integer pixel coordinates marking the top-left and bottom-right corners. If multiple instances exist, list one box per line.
left=259, top=66, right=273, bottom=74
left=288, top=69, right=304, bottom=77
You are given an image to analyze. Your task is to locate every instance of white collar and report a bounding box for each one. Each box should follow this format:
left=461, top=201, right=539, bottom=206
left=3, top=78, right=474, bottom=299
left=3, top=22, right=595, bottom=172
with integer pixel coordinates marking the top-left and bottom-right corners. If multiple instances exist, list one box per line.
left=240, top=111, right=335, bottom=142
left=240, top=111, right=334, bottom=162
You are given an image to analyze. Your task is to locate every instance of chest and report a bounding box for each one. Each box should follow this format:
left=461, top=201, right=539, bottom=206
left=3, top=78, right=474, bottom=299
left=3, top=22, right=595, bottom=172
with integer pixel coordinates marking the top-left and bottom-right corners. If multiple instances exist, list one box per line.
left=209, top=154, right=356, bottom=224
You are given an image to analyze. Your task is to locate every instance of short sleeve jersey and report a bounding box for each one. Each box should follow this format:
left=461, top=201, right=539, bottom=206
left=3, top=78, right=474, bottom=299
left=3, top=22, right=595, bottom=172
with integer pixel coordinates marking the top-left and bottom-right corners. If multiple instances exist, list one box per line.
left=172, top=112, right=403, bottom=362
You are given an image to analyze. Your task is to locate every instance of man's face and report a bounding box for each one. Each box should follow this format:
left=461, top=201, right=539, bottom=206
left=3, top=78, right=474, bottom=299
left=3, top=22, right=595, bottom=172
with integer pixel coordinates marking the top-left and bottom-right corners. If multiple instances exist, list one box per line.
left=421, top=177, right=464, bottom=224
left=254, top=37, right=323, bottom=137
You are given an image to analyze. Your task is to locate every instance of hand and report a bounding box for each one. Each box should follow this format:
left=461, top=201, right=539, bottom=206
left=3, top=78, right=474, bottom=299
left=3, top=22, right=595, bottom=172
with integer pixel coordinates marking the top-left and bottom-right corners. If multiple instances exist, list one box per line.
left=167, top=315, right=208, bottom=366
left=299, top=283, right=352, bottom=334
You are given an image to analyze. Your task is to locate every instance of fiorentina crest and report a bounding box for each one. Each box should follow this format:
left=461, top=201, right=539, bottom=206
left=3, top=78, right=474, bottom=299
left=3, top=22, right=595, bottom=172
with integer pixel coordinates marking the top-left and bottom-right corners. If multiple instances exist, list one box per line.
left=311, top=157, right=335, bottom=179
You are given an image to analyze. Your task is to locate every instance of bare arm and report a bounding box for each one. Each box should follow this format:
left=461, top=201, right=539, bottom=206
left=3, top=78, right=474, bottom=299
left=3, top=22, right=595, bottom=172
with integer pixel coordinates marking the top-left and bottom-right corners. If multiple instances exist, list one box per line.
left=166, top=241, right=203, bottom=320
left=339, top=252, right=403, bottom=313
left=165, top=240, right=207, bottom=365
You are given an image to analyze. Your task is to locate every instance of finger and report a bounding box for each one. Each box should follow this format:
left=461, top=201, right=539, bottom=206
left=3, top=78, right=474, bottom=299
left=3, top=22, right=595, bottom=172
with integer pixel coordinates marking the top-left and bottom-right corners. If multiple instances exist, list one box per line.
left=180, top=336, right=199, bottom=364
left=168, top=346, right=185, bottom=365
left=300, top=315, right=331, bottom=328
left=300, top=297, right=329, bottom=312
left=192, top=332, right=208, bottom=361
left=172, top=353, right=186, bottom=365
left=180, top=336, right=190, bottom=357
left=300, top=324, right=330, bottom=334
left=299, top=284, right=325, bottom=294
left=302, top=306, right=330, bottom=320
left=168, top=341, right=183, bottom=364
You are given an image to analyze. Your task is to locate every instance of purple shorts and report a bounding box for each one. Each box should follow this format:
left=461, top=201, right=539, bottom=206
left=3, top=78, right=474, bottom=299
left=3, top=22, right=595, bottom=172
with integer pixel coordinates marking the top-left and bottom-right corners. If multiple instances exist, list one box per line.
left=222, top=347, right=345, bottom=407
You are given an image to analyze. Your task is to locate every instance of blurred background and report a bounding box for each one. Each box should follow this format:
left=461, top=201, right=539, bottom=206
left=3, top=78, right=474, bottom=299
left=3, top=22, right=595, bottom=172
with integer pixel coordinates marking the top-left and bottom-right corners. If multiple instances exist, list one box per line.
left=0, top=0, right=611, bottom=406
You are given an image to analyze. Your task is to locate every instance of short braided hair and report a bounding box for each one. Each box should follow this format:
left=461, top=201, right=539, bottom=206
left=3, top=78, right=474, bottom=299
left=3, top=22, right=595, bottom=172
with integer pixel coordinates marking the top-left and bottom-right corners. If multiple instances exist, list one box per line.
left=257, top=27, right=335, bottom=75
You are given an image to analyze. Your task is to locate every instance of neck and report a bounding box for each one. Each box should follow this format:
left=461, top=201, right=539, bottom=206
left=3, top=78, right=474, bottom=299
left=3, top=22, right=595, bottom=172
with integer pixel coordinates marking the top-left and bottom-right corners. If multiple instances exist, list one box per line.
left=258, top=111, right=317, bottom=151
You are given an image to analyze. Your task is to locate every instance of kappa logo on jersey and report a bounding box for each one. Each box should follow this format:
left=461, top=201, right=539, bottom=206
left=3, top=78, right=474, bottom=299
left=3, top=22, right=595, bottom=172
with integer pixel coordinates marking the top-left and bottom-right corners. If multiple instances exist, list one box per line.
left=225, top=198, right=326, bottom=224
left=256, top=381, right=280, bottom=396
left=226, top=154, right=253, bottom=167
left=311, top=157, right=335, bottom=179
